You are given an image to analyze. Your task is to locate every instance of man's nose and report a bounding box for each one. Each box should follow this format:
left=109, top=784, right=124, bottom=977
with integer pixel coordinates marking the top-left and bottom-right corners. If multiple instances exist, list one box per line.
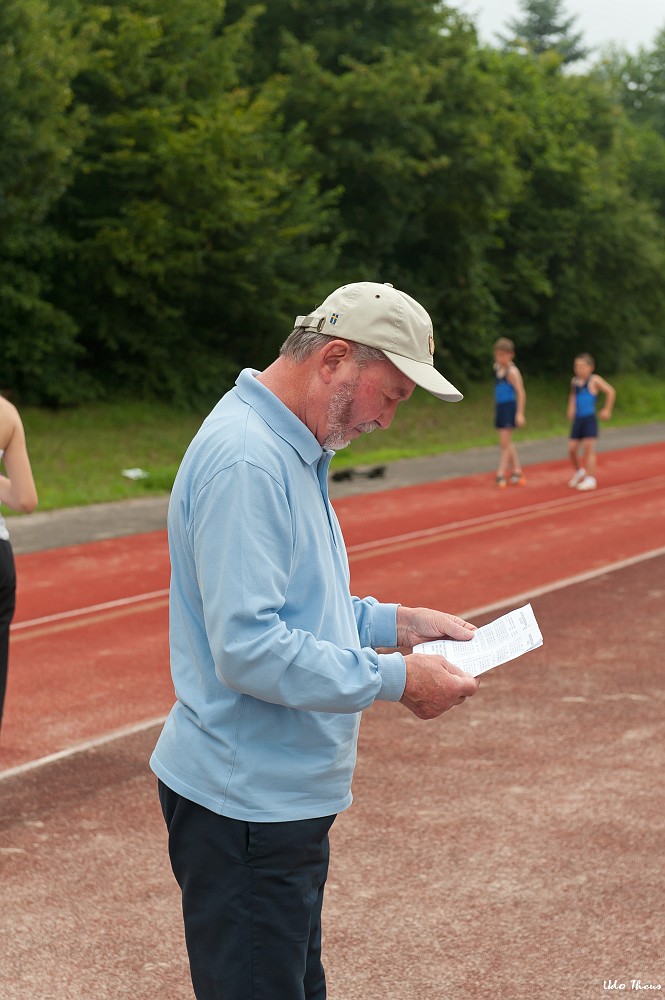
left=377, top=400, right=400, bottom=429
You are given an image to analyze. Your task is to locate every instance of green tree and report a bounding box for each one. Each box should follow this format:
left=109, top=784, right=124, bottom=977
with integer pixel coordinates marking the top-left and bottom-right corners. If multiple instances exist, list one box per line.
left=7, top=0, right=664, bottom=406
left=586, top=33, right=665, bottom=372
left=498, top=0, right=589, bottom=65
left=223, top=0, right=454, bottom=80
left=49, top=0, right=338, bottom=405
left=487, top=53, right=665, bottom=374
left=595, top=27, right=665, bottom=135
left=594, top=40, right=665, bottom=241
left=222, top=2, right=523, bottom=385
left=0, top=0, right=87, bottom=403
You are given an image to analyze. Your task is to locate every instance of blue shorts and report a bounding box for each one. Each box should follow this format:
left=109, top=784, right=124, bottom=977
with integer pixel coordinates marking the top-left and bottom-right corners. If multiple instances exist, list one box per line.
left=570, top=415, right=598, bottom=440
left=495, top=401, right=517, bottom=429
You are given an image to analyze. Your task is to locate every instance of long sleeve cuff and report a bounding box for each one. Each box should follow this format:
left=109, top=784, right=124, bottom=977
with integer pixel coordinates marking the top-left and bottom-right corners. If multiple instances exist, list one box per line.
left=377, top=651, right=407, bottom=702
left=368, top=601, right=399, bottom=647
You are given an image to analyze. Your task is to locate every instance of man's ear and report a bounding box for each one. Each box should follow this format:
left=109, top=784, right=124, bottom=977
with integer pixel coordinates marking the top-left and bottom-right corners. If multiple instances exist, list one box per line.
left=318, top=339, right=354, bottom=384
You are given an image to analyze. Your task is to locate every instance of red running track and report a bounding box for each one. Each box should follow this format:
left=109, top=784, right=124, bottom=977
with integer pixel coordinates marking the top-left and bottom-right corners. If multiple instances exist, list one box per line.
left=2, top=441, right=664, bottom=773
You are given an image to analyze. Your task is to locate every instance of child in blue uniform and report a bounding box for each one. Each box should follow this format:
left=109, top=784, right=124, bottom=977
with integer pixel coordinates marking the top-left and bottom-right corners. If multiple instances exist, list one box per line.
left=567, top=353, right=616, bottom=491
left=493, top=338, right=526, bottom=487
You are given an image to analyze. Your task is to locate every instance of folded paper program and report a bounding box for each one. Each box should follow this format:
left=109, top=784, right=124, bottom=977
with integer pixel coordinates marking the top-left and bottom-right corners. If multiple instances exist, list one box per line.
left=414, top=603, right=543, bottom=677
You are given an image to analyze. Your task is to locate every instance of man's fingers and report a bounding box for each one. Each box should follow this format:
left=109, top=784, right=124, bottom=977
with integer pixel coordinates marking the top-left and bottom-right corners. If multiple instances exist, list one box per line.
left=401, top=653, right=480, bottom=720
left=444, top=660, right=480, bottom=691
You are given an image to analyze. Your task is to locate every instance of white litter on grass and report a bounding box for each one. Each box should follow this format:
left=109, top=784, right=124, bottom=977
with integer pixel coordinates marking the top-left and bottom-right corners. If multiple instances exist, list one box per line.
left=121, top=467, right=149, bottom=481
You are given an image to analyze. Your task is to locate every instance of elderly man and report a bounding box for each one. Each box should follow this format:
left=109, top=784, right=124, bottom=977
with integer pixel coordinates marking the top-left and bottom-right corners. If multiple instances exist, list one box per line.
left=151, top=281, right=480, bottom=1000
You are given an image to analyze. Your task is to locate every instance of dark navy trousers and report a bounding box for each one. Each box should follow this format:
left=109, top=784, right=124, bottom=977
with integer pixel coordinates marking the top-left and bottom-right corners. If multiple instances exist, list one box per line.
left=0, top=539, right=16, bottom=732
left=158, top=780, right=336, bottom=1000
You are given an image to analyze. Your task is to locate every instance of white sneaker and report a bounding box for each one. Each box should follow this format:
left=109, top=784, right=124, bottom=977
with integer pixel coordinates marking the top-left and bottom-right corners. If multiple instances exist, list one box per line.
left=568, top=468, right=586, bottom=488
left=576, top=475, right=597, bottom=491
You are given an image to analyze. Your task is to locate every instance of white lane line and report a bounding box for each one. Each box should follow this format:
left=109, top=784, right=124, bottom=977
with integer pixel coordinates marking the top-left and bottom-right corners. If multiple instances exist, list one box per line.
left=459, top=544, right=665, bottom=621
left=3, top=544, right=664, bottom=781
left=0, top=716, right=168, bottom=782
left=11, top=588, right=169, bottom=632
left=346, top=474, right=665, bottom=554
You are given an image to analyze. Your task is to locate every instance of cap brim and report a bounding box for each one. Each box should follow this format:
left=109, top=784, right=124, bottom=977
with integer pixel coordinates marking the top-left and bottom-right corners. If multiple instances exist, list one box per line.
left=383, top=350, right=463, bottom=402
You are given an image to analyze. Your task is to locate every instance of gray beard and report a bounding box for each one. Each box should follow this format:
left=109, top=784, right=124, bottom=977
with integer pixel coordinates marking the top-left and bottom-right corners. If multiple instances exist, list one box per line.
left=322, top=380, right=378, bottom=451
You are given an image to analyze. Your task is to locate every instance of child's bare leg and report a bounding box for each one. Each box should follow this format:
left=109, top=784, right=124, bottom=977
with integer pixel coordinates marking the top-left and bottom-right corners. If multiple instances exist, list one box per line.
left=582, top=439, right=597, bottom=477
left=497, top=429, right=514, bottom=477
left=567, top=438, right=590, bottom=486
left=510, top=442, right=522, bottom=475
left=567, top=439, right=582, bottom=470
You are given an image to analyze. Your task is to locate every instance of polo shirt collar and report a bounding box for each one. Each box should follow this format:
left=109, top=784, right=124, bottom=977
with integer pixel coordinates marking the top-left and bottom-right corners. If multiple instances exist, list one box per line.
left=235, top=368, right=326, bottom=467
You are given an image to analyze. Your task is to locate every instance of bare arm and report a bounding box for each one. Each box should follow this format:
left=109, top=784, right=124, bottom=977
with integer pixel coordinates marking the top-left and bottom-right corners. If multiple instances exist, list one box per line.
left=566, top=383, right=576, bottom=422
left=508, top=365, right=526, bottom=427
left=592, top=375, right=616, bottom=420
left=0, top=397, right=38, bottom=513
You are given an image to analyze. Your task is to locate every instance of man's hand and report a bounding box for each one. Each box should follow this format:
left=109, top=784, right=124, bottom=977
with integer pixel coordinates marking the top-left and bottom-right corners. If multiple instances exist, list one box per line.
left=401, top=653, right=479, bottom=720
left=396, top=605, right=477, bottom=651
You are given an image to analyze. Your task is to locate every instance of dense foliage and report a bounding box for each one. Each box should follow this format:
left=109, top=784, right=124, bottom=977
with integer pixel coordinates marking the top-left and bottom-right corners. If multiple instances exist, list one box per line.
left=2, top=0, right=665, bottom=405
left=497, top=0, right=589, bottom=64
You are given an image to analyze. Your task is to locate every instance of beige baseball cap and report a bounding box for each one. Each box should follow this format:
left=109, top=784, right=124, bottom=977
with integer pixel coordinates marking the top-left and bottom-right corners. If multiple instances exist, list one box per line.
left=295, top=281, right=462, bottom=401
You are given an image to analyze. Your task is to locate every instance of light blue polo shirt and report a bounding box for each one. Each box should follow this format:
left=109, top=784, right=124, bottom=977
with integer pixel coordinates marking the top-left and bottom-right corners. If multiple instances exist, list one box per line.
left=150, top=369, right=406, bottom=821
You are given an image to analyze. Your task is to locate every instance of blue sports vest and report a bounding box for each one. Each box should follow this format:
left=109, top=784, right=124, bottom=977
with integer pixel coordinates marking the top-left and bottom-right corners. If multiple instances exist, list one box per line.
left=575, top=379, right=596, bottom=418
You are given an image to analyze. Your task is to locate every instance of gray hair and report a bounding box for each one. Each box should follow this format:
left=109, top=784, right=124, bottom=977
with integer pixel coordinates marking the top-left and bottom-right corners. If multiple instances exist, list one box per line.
left=280, top=326, right=385, bottom=367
